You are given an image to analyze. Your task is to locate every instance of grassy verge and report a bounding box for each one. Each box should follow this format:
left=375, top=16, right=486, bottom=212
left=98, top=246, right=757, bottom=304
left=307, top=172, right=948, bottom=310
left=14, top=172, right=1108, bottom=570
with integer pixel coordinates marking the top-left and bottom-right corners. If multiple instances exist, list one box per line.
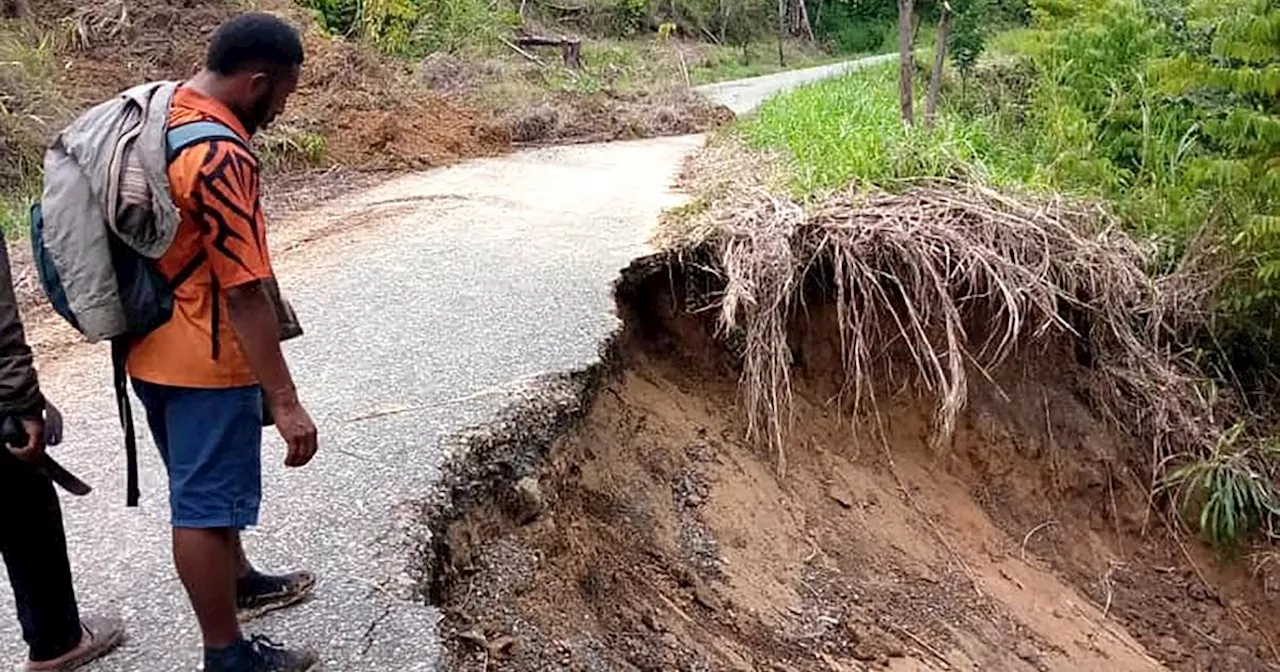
left=740, top=62, right=1036, bottom=195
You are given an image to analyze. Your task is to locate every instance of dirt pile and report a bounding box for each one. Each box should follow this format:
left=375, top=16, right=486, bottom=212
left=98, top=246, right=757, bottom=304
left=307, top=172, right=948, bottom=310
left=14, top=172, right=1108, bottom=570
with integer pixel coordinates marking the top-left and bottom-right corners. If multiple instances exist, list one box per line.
left=423, top=181, right=1280, bottom=670
left=12, top=0, right=508, bottom=174
left=503, top=89, right=734, bottom=146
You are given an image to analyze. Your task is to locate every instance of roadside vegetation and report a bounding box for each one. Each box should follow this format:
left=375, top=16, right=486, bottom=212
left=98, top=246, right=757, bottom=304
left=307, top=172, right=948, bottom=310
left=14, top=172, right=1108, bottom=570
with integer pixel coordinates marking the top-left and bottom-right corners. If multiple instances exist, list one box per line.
left=674, top=0, right=1280, bottom=552
left=0, top=0, right=900, bottom=233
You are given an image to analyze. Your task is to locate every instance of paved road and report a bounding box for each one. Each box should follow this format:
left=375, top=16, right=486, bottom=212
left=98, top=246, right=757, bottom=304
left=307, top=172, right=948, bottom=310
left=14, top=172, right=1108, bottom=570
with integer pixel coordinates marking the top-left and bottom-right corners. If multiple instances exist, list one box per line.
left=695, top=53, right=896, bottom=115
left=0, top=58, right=880, bottom=671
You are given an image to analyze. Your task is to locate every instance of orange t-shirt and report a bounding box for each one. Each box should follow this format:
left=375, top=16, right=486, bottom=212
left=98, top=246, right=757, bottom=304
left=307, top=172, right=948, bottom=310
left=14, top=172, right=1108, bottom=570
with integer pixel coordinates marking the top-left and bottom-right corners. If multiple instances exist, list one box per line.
left=126, top=87, right=274, bottom=388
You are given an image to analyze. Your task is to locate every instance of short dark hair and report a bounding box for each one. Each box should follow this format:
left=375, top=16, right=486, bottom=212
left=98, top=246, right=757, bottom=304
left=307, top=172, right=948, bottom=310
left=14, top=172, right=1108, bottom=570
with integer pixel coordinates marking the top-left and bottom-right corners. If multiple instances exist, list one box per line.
left=206, top=12, right=304, bottom=76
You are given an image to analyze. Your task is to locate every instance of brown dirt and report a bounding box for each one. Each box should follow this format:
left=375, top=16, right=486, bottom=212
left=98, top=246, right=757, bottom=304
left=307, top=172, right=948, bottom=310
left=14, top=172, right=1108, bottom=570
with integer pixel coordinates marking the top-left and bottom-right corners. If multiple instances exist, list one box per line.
left=503, top=89, right=734, bottom=146
left=426, top=258, right=1280, bottom=672
left=14, top=0, right=508, bottom=176
left=9, top=0, right=731, bottom=184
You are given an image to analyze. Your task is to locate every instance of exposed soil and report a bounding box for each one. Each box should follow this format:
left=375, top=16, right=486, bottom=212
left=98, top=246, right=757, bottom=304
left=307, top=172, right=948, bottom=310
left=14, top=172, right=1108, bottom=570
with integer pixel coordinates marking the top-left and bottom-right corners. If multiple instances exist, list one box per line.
left=21, top=0, right=508, bottom=172
left=7, top=0, right=731, bottom=189
left=502, top=89, right=734, bottom=146
left=425, top=257, right=1280, bottom=671
left=416, top=42, right=736, bottom=146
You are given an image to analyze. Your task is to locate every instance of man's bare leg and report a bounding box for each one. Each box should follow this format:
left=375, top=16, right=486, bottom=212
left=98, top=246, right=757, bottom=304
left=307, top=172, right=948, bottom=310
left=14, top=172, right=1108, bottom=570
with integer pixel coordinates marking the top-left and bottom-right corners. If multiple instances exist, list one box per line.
left=172, top=528, right=239, bottom=648
left=233, top=532, right=253, bottom=580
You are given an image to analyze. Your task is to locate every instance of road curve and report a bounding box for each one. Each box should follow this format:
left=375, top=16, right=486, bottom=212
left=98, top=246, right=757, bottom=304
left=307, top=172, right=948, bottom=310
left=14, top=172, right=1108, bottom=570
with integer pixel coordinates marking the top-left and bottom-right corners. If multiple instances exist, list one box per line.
left=0, top=57, right=885, bottom=671
left=695, top=53, right=896, bottom=115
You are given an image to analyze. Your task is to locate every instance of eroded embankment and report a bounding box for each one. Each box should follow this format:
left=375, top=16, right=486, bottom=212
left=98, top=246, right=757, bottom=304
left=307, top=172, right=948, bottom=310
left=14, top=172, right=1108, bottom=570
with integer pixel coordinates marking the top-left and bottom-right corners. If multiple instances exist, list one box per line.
left=422, top=253, right=1280, bottom=672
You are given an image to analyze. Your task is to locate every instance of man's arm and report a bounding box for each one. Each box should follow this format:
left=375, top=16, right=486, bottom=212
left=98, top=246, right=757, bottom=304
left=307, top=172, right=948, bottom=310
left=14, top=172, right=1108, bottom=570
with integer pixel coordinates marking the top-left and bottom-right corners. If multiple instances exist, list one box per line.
left=192, top=141, right=317, bottom=467
left=0, top=229, right=46, bottom=460
left=225, top=280, right=317, bottom=468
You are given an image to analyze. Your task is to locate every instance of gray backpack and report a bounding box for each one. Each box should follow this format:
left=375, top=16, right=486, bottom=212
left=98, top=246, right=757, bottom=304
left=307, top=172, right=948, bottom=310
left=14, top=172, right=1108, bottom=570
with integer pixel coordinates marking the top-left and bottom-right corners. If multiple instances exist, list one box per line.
left=31, top=83, right=268, bottom=507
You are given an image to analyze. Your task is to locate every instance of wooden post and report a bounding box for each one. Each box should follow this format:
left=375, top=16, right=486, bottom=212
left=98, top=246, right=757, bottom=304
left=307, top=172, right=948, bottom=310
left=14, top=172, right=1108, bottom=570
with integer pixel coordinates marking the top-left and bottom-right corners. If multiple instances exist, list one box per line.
left=777, top=0, right=786, bottom=67
left=565, top=40, right=582, bottom=69
left=897, top=0, right=916, bottom=126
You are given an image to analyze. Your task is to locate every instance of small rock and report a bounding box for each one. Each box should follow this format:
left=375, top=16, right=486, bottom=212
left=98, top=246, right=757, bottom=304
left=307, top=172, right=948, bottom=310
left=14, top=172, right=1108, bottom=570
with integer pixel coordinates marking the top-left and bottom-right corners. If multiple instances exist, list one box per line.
left=1051, top=608, right=1064, bottom=619
left=641, top=611, right=663, bottom=632
left=1187, top=581, right=1212, bottom=602
left=882, top=633, right=907, bottom=658
left=1157, top=636, right=1187, bottom=661
left=686, top=494, right=704, bottom=507
left=457, top=629, right=487, bottom=649
left=829, top=485, right=855, bottom=509
left=513, top=476, right=545, bottom=523
left=692, top=580, right=722, bottom=611
left=487, top=635, right=518, bottom=658
left=1015, top=641, right=1039, bottom=662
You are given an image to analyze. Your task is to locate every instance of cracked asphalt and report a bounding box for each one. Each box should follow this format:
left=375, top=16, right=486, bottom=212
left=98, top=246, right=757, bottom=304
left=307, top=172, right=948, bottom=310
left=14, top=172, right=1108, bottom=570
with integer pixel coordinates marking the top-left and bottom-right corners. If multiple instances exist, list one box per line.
left=0, top=58, right=887, bottom=671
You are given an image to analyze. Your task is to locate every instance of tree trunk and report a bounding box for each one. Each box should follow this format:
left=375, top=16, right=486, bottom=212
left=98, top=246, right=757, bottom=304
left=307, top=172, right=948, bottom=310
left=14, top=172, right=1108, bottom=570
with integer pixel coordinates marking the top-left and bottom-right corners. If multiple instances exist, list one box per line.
left=718, top=0, right=728, bottom=43
left=777, top=0, right=787, bottom=67
left=2, top=0, right=29, bottom=19
left=783, top=0, right=814, bottom=39
left=924, top=2, right=952, bottom=129
left=897, top=0, right=915, bottom=126
left=795, top=0, right=814, bottom=41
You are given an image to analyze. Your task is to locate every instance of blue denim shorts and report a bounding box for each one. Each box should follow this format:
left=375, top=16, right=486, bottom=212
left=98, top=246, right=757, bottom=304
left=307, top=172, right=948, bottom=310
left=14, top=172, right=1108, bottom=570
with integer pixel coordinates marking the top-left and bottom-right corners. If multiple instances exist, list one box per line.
left=132, top=381, right=263, bottom=530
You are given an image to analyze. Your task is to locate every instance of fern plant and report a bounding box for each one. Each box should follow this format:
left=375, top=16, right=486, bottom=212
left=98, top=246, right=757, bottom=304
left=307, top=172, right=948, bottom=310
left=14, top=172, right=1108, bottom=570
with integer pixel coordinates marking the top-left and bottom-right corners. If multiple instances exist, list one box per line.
left=1159, top=423, right=1280, bottom=548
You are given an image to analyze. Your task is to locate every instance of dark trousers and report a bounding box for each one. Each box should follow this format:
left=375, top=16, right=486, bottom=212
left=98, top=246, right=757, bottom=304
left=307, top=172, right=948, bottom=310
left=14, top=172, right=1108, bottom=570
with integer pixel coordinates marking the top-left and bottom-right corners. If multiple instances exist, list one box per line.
left=0, top=451, right=80, bottom=662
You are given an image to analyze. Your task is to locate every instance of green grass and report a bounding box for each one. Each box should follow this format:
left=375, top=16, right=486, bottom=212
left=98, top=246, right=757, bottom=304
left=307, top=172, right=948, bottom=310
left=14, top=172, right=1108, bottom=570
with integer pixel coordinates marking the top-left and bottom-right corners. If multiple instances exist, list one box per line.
left=1, top=21, right=62, bottom=239
left=0, top=200, right=28, bottom=239
left=739, top=63, right=1039, bottom=196
left=687, top=41, right=849, bottom=85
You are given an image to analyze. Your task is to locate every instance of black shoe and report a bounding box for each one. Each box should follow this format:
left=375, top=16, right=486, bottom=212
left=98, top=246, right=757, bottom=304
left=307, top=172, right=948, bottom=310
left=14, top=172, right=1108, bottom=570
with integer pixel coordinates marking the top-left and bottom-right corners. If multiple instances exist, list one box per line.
left=237, top=570, right=316, bottom=622
left=205, top=635, right=318, bottom=672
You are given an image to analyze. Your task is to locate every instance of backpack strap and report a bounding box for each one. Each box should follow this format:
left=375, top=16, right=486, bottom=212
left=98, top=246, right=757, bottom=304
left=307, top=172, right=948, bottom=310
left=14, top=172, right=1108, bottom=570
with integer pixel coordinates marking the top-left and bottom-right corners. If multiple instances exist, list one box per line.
left=165, top=121, right=246, bottom=164
left=111, top=120, right=242, bottom=507
left=111, top=338, right=141, bottom=507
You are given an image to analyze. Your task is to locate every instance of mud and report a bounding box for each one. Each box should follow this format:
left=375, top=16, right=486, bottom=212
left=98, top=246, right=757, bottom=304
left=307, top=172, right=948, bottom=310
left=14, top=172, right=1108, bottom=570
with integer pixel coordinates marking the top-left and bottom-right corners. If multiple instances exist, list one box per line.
left=425, top=257, right=1280, bottom=671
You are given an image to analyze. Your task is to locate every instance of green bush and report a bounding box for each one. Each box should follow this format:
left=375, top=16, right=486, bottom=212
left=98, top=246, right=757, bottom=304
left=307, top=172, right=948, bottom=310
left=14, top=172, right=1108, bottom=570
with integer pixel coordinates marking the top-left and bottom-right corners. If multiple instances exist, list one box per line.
left=299, top=0, right=509, bottom=54
left=1159, top=423, right=1280, bottom=548
left=812, top=0, right=897, bottom=54
left=819, top=17, right=890, bottom=53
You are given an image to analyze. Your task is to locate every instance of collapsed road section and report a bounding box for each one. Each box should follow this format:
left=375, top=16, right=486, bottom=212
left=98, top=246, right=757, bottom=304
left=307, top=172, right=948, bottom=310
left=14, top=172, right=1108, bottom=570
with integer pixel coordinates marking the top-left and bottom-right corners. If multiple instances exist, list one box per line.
left=423, top=186, right=1280, bottom=671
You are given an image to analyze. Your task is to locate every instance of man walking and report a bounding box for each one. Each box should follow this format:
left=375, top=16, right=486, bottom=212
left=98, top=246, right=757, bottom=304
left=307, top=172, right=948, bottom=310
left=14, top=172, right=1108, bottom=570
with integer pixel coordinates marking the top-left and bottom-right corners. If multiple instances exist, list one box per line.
left=126, top=13, right=320, bottom=672
left=0, top=228, right=125, bottom=670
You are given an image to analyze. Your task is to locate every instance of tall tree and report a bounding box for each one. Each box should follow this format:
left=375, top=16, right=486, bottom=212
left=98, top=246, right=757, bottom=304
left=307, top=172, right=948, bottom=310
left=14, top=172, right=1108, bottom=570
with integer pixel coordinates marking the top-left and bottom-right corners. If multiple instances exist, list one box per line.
left=924, top=0, right=953, bottom=128
left=897, top=0, right=916, bottom=125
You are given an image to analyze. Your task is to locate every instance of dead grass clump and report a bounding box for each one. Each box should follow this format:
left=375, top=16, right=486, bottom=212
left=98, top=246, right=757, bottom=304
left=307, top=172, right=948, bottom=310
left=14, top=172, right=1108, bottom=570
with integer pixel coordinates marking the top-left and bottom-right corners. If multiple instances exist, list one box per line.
left=665, top=181, right=1223, bottom=485
left=502, top=89, right=732, bottom=146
